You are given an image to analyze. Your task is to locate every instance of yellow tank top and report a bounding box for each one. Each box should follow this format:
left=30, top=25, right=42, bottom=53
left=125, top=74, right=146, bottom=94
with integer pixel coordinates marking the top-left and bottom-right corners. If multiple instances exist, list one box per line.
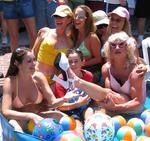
left=37, top=33, right=68, bottom=66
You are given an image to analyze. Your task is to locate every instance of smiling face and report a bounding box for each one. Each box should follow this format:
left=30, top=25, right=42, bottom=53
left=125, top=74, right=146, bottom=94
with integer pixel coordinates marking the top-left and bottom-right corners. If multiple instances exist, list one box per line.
left=68, top=52, right=84, bottom=75
left=54, top=16, right=72, bottom=30
left=74, top=7, right=87, bottom=29
left=110, top=14, right=126, bottom=34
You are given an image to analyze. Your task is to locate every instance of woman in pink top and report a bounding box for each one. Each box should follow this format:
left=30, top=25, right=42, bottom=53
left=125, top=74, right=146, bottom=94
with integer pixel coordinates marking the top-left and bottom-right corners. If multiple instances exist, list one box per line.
left=54, top=31, right=147, bottom=114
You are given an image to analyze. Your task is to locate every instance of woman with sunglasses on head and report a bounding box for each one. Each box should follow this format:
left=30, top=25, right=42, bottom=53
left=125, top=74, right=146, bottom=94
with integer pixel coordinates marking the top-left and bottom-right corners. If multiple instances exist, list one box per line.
left=73, top=5, right=102, bottom=84
left=32, top=5, right=73, bottom=88
left=2, top=47, right=78, bottom=132
left=56, top=31, right=147, bottom=114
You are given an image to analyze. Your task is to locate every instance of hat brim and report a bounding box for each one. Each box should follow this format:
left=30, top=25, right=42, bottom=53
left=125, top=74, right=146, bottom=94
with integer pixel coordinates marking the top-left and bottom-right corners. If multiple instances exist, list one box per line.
left=95, top=18, right=109, bottom=26
left=52, top=12, right=68, bottom=17
left=108, top=12, right=128, bottom=19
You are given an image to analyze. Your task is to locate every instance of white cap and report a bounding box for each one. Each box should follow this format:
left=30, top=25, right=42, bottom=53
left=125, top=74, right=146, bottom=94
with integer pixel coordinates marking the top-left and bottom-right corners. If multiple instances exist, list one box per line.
left=93, top=10, right=109, bottom=26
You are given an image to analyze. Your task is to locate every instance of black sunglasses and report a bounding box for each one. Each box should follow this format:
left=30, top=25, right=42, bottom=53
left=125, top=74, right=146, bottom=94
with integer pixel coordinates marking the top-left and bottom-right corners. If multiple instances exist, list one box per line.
left=97, top=24, right=108, bottom=29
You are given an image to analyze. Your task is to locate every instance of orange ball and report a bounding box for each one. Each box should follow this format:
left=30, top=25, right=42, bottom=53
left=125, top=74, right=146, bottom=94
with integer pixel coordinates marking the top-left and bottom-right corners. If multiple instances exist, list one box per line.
left=59, top=116, right=76, bottom=131
left=145, top=122, right=150, bottom=137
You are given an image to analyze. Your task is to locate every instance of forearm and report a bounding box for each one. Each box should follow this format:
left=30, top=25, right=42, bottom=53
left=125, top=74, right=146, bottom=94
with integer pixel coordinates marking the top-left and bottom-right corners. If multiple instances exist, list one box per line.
left=48, top=97, right=66, bottom=108
left=84, top=58, right=101, bottom=67
left=75, top=78, right=107, bottom=101
left=2, top=109, right=36, bottom=121
left=113, top=99, right=142, bottom=112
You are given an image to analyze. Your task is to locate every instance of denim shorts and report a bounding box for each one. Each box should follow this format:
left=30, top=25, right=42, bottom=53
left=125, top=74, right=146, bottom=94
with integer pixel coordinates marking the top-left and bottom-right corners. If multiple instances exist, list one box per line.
left=3, top=0, right=34, bottom=19
left=0, top=1, right=3, bottom=12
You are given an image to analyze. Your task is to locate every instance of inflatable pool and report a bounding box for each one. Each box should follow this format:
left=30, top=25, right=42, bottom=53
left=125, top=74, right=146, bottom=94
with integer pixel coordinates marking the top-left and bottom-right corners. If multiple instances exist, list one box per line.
left=0, top=84, right=150, bottom=141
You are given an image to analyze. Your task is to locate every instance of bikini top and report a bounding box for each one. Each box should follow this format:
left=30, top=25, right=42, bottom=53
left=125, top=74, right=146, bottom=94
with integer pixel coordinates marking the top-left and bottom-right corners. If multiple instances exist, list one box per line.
left=78, top=41, right=91, bottom=57
left=107, top=63, right=146, bottom=103
left=12, top=77, right=43, bottom=109
left=37, top=31, right=68, bottom=66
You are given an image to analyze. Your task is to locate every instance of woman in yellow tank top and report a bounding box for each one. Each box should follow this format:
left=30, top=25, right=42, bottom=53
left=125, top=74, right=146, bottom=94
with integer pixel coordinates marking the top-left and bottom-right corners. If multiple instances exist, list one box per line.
left=32, top=5, right=74, bottom=86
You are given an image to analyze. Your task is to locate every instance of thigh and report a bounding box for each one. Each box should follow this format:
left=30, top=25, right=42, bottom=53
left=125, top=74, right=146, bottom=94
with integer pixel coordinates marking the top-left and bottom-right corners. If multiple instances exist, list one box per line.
left=3, top=2, right=18, bottom=19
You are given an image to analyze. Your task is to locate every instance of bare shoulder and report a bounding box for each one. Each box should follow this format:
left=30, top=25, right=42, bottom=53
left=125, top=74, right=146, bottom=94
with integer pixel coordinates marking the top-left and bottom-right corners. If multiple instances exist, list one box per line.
left=89, top=32, right=99, bottom=40
left=32, top=72, right=45, bottom=81
left=102, top=63, right=109, bottom=78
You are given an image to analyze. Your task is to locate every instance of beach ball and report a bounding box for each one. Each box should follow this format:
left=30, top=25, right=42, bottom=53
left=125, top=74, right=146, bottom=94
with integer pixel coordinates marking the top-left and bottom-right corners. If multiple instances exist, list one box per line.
left=27, top=120, right=35, bottom=133
left=145, top=114, right=150, bottom=124
left=140, top=110, right=150, bottom=123
left=84, top=113, right=115, bottom=141
left=145, top=122, right=150, bottom=136
left=136, top=136, right=150, bottom=141
left=32, top=118, right=63, bottom=141
left=127, top=118, right=145, bottom=136
left=116, top=126, right=136, bottom=141
left=54, top=131, right=83, bottom=141
left=59, top=116, right=76, bottom=131
left=112, top=115, right=126, bottom=133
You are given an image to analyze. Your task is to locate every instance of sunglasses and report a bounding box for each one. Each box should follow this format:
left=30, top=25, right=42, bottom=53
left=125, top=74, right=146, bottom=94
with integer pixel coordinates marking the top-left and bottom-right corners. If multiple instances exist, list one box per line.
left=109, top=41, right=127, bottom=48
left=97, top=24, right=108, bottom=29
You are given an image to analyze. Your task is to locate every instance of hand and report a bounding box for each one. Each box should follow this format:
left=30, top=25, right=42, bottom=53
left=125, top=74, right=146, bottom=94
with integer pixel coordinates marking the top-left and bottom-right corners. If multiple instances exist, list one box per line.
left=136, top=64, right=147, bottom=78
left=29, top=113, right=44, bottom=124
left=99, top=95, right=116, bottom=111
left=64, top=88, right=80, bottom=102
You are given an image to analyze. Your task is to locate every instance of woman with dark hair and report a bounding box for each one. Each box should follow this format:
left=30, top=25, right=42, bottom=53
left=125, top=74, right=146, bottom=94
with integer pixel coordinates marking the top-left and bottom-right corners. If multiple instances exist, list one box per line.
left=2, top=47, right=78, bottom=132
left=73, top=5, right=102, bottom=83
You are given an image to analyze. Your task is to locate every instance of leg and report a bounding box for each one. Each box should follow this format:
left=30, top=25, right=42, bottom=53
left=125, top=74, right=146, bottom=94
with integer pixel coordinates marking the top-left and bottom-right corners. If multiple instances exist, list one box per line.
left=23, top=17, right=37, bottom=49
left=5, top=19, right=19, bottom=51
left=75, top=119, right=84, bottom=139
left=83, top=107, right=94, bottom=120
left=137, top=18, right=146, bottom=42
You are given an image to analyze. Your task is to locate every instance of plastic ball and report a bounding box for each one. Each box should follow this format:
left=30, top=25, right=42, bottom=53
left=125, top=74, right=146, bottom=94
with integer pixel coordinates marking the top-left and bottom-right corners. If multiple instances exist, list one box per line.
left=54, top=131, right=83, bottom=141
left=112, top=115, right=126, bottom=133
left=59, top=116, right=76, bottom=131
left=84, top=113, right=115, bottom=141
left=145, top=114, right=150, bottom=124
left=27, top=120, right=35, bottom=133
left=145, top=122, right=150, bottom=137
left=136, top=136, right=150, bottom=141
left=127, top=118, right=145, bottom=136
left=140, top=110, right=150, bottom=123
left=116, top=126, right=136, bottom=141
left=32, top=118, right=63, bottom=141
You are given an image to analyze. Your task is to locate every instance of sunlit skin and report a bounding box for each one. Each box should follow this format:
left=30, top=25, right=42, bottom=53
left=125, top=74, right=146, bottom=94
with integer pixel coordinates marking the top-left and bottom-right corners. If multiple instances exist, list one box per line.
left=110, top=14, right=126, bottom=34
left=68, top=52, right=84, bottom=77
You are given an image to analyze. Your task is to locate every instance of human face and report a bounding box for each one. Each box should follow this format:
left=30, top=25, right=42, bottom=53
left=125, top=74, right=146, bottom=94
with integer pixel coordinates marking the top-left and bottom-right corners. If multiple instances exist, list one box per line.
left=54, top=16, right=71, bottom=30
left=74, top=7, right=87, bottom=29
left=110, top=14, right=126, bottom=33
left=19, top=52, right=36, bottom=74
left=68, top=53, right=83, bottom=74
left=109, top=40, right=127, bottom=56
left=97, top=24, right=108, bottom=36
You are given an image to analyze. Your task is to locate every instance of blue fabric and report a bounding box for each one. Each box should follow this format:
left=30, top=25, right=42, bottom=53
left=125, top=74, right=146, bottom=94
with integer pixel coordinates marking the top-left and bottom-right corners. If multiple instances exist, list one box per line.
left=3, top=0, right=34, bottom=19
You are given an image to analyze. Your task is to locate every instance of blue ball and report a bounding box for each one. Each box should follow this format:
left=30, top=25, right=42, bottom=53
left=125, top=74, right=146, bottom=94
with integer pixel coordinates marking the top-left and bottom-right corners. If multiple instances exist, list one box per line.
left=32, top=118, right=63, bottom=141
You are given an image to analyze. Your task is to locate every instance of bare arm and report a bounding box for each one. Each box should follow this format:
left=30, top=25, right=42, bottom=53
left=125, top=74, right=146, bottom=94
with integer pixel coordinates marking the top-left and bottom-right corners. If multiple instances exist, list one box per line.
left=2, top=78, right=43, bottom=123
left=58, top=90, right=90, bottom=111
left=34, top=72, right=79, bottom=108
left=100, top=67, right=145, bottom=112
left=84, top=33, right=102, bottom=67
left=32, top=27, right=50, bottom=59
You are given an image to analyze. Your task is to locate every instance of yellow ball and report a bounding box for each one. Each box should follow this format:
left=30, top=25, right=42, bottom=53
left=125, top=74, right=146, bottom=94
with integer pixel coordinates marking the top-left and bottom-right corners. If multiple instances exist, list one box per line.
left=27, top=120, right=35, bottom=133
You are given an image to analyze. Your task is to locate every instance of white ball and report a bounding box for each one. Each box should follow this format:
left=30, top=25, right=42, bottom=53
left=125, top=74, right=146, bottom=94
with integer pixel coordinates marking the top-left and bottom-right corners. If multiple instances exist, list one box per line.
left=84, top=113, right=115, bottom=141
